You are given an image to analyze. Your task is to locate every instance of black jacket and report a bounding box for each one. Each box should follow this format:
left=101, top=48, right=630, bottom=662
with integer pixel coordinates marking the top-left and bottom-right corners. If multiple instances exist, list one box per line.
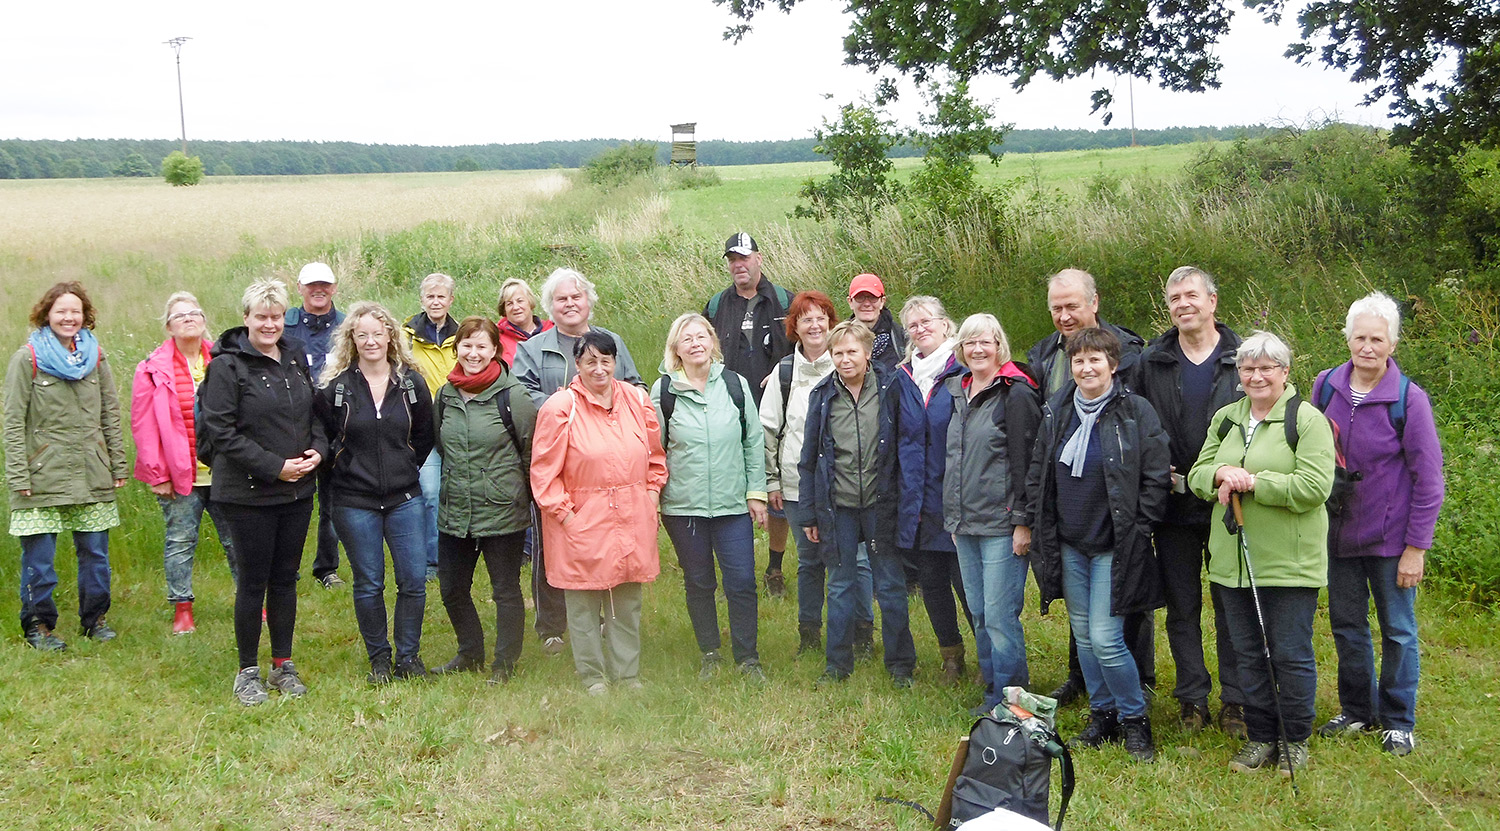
left=798, top=363, right=900, bottom=566
left=1024, top=318, right=1145, bottom=401
left=1026, top=386, right=1171, bottom=617
left=1132, top=323, right=1244, bottom=526
left=869, top=307, right=909, bottom=372
left=197, top=328, right=329, bottom=507
left=704, top=276, right=792, bottom=404
left=317, top=365, right=435, bottom=511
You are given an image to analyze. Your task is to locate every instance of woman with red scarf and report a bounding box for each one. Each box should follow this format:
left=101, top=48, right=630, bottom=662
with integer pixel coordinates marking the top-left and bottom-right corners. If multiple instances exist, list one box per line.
left=429, top=317, right=538, bottom=684
left=131, top=292, right=239, bottom=635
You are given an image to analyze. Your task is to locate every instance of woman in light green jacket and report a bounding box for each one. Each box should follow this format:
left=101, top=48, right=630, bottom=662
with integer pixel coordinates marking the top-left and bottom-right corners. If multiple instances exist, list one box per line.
left=1188, top=330, right=1335, bottom=777
left=5, top=281, right=128, bottom=651
left=652, top=313, right=768, bottom=681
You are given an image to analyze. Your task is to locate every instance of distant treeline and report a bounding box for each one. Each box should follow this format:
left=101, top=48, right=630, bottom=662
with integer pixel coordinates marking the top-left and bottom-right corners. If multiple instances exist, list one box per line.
left=0, top=126, right=1276, bottom=179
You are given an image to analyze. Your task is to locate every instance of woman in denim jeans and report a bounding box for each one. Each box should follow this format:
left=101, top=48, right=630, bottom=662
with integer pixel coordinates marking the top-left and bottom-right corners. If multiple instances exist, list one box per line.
left=317, top=302, right=435, bottom=684
left=131, top=291, right=239, bottom=636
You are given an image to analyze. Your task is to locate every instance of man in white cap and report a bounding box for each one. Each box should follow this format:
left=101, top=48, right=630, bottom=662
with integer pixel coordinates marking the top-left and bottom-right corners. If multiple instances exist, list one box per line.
left=285, top=262, right=347, bottom=589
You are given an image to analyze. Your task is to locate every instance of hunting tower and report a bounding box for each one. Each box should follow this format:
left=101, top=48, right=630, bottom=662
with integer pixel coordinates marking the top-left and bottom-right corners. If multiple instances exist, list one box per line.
left=670, top=123, right=697, bottom=167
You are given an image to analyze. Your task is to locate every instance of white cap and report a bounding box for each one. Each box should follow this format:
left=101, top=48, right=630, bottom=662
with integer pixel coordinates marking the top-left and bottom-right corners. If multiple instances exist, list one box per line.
left=298, top=262, right=337, bottom=285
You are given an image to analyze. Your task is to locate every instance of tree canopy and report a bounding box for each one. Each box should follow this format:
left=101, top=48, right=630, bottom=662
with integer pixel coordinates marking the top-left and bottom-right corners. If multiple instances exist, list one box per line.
left=714, top=0, right=1500, bottom=147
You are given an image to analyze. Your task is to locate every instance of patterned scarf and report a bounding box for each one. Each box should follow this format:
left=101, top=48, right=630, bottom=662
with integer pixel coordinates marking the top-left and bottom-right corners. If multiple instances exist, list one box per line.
left=1059, top=385, right=1116, bottom=478
left=28, top=327, right=100, bottom=381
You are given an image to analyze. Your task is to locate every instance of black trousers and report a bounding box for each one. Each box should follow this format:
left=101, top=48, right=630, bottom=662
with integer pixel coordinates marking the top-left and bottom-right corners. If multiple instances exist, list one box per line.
left=220, top=499, right=314, bottom=668
left=439, top=530, right=528, bottom=671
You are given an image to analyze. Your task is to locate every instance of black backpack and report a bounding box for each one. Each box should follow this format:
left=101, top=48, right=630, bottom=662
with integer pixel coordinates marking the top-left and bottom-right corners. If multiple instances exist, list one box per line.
left=943, top=708, right=1075, bottom=830
left=655, top=369, right=750, bottom=448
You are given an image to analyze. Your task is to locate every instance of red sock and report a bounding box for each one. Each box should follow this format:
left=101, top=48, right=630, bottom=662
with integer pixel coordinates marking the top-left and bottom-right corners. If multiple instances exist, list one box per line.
left=272, top=657, right=288, bottom=669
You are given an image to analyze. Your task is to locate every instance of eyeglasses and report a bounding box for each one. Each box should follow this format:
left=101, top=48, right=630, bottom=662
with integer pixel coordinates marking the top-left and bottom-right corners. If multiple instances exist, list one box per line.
left=850, top=295, right=884, bottom=306
left=905, top=317, right=939, bottom=333
left=353, top=332, right=387, bottom=343
left=963, top=339, right=999, bottom=349
left=1237, top=364, right=1286, bottom=378
left=167, top=309, right=205, bottom=323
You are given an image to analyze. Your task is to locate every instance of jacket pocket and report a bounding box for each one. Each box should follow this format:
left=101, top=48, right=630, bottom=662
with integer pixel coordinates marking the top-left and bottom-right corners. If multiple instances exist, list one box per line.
left=483, top=464, right=521, bottom=507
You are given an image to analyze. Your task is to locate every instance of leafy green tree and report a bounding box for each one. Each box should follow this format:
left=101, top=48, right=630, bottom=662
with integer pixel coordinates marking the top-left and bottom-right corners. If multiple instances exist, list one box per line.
left=212, top=160, right=235, bottom=176
left=583, top=142, right=658, bottom=187
left=115, top=152, right=154, bottom=177
left=906, top=78, right=1010, bottom=215
left=714, top=0, right=1500, bottom=147
left=0, top=147, right=16, bottom=179
left=57, top=159, right=85, bottom=179
left=453, top=155, right=481, bottom=171
left=793, top=102, right=901, bottom=225
left=161, top=151, right=205, bottom=186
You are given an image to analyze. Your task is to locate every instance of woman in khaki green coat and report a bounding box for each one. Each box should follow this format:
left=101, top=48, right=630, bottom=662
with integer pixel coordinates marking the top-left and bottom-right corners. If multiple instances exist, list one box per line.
left=4, top=281, right=128, bottom=651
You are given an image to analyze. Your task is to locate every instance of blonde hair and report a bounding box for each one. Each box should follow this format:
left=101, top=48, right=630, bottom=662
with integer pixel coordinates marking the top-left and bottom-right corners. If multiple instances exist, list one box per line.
left=419, top=272, right=456, bottom=296
left=320, top=301, right=416, bottom=387
left=498, top=278, right=541, bottom=320
left=953, top=313, right=1013, bottom=369
left=241, top=278, right=289, bottom=317
left=662, top=313, right=724, bottom=373
left=899, top=295, right=956, bottom=361
left=828, top=319, right=875, bottom=353
left=160, top=291, right=207, bottom=331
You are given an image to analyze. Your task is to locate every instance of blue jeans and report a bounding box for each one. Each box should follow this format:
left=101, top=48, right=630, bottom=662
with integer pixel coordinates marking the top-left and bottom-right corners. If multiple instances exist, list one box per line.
left=1219, top=585, right=1319, bottom=743
left=954, top=534, right=1030, bottom=704
left=311, top=469, right=342, bottom=580
left=158, top=487, right=238, bottom=602
left=785, top=499, right=872, bottom=630
left=19, top=530, right=111, bottom=633
left=825, top=507, right=915, bottom=678
left=1060, top=545, right=1146, bottom=719
left=662, top=514, right=759, bottom=665
left=1328, top=554, right=1418, bottom=731
left=332, top=499, right=428, bottom=665
left=418, top=448, right=442, bottom=569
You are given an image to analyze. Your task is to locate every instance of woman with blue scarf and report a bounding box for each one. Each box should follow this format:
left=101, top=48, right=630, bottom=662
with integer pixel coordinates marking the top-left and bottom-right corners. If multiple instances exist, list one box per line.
left=1027, top=327, right=1170, bottom=763
left=4, top=281, right=128, bottom=651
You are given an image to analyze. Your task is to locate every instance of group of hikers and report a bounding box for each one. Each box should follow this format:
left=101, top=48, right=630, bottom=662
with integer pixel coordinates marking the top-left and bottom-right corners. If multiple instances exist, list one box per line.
left=6, top=231, right=1444, bottom=776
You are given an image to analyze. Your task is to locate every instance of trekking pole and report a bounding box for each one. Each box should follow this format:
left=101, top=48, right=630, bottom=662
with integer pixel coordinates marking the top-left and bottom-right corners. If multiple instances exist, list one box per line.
left=1230, top=493, right=1299, bottom=797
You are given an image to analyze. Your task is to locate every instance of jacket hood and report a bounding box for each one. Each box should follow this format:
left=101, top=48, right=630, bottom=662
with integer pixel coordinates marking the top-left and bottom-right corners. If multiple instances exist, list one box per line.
left=211, top=327, right=296, bottom=361
left=1144, top=322, right=1241, bottom=364
left=661, top=362, right=726, bottom=394
left=794, top=345, right=835, bottom=378
left=404, top=313, right=460, bottom=347
left=144, top=337, right=212, bottom=375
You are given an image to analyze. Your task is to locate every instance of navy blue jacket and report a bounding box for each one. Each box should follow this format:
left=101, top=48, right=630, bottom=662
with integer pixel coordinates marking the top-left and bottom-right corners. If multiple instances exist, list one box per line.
left=894, top=355, right=964, bottom=551
left=797, top=363, right=900, bottom=566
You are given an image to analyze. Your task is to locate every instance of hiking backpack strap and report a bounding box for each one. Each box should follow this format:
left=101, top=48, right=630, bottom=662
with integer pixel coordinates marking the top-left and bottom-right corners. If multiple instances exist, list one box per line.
left=495, top=387, right=521, bottom=452
left=655, top=376, right=676, bottom=448
left=1285, top=394, right=1301, bottom=453
left=1314, top=371, right=1409, bottom=441
left=722, top=368, right=749, bottom=443
left=775, top=356, right=795, bottom=442
left=705, top=292, right=722, bottom=319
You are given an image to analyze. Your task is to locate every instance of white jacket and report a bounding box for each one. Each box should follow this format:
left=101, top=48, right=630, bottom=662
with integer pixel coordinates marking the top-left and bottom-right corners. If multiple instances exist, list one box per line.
left=759, top=345, right=834, bottom=502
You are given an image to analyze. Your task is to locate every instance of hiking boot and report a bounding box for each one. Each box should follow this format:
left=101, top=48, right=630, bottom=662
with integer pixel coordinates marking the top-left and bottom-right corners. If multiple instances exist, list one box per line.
left=233, top=667, right=269, bottom=706
left=1217, top=703, right=1248, bottom=739
left=938, top=644, right=966, bottom=687
left=541, top=636, right=566, bottom=657
left=83, top=619, right=116, bottom=642
left=892, top=674, right=914, bottom=690
left=815, top=670, right=849, bottom=688
left=367, top=655, right=393, bottom=685
left=1179, top=701, right=1211, bottom=733
left=488, top=664, right=513, bottom=685
left=853, top=621, right=875, bottom=661
left=1228, top=740, right=1277, bottom=772
left=585, top=682, right=608, bottom=696
left=699, top=649, right=723, bottom=680
left=1069, top=709, right=1120, bottom=749
left=393, top=657, right=427, bottom=680
left=739, top=661, right=767, bottom=686
left=1277, top=740, right=1309, bottom=777
left=425, top=566, right=439, bottom=583
left=797, top=624, right=821, bottom=656
left=319, top=573, right=345, bottom=589
left=1121, top=716, right=1156, bottom=762
left=1317, top=712, right=1374, bottom=738
left=1382, top=729, right=1416, bottom=757
left=172, top=601, right=196, bottom=635
left=24, top=624, right=67, bottom=652
left=764, top=568, right=786, bottom=598
left=268, top=660, right=308, bottom=697
left=432, top=653, right=484, bottom=675
left=619, top=678, right=645, bottom=691
left=1049, top=675, right=1085, bottom=707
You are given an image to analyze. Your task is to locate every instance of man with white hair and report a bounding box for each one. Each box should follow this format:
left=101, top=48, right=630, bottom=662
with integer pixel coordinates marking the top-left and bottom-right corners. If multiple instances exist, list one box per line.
left=404, top=272, right=460, bottom=582
left=1024, top=267, right=1153, bottom=704
left=285, top=262, right=347, bottom=589
left=511, top=268, right=643, bottom=655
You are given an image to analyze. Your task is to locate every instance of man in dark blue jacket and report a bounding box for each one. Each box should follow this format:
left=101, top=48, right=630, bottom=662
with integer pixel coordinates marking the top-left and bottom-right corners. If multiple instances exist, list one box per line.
left=284, top=262, right=347, bottom=589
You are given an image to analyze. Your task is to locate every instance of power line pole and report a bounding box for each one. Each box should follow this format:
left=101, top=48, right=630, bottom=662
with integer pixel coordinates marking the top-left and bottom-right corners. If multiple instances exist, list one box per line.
left=164, top=37, right=191, bottom=155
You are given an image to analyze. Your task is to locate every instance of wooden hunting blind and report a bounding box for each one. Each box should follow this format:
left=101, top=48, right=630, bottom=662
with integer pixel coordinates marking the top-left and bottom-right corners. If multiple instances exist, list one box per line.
left=670, top=123, right=697, bottom=167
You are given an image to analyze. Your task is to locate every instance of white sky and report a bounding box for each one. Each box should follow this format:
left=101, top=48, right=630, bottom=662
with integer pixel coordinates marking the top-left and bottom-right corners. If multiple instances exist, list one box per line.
left=1, top=0, right=1392, bottom=145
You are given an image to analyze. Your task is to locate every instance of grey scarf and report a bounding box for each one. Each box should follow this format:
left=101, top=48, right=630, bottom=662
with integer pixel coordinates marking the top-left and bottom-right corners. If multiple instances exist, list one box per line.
left=1059, top=385, right=1115, bottom=478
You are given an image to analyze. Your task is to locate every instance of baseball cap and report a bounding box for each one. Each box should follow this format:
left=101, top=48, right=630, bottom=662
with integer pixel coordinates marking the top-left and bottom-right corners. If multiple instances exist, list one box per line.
left=298, top=262, right=337, bottom=285
left=723, top=232, right=759, bottom=257
left=848, top=273, right=886, bottom=298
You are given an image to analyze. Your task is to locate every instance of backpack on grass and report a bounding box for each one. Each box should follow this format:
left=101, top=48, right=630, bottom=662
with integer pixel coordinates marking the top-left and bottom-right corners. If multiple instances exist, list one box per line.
left=939, top=701, right=1075, bottom=830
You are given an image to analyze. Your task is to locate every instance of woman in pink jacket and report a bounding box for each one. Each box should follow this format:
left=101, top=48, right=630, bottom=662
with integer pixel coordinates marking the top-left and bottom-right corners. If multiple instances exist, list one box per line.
left=130, top=291, right=238, bottom=635
left=529, top=330, right=666, bottom=694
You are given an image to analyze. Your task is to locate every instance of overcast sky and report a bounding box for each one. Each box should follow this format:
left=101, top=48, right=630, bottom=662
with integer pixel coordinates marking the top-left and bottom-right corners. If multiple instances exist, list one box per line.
left=2, top=0, right=1393, bottom=146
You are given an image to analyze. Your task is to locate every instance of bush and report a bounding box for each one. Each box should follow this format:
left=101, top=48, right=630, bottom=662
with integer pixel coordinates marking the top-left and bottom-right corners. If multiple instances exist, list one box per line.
left=115, top=152, right=154, bottom=177
left=161, top=151, right=205, bottom=186
left=212, top=160, right=235, bottom=177
left=583, top=142, right=658, bottom=187
left=794, top=102, right=901, bottom=225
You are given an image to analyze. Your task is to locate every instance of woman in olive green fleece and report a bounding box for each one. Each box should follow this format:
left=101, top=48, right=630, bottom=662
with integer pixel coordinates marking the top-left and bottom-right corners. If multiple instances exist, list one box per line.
left=652, top=313, right=768, bottom=681
left=5, top=281, right=128, bottom=651
left=1189, top=330, right=1335, bottom=778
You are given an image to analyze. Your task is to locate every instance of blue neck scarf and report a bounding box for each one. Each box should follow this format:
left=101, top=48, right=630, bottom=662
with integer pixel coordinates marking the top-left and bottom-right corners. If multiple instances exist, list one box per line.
left=29, top=327, right=100, bottom=381
left=1059, top=385, right=1115, bottom=478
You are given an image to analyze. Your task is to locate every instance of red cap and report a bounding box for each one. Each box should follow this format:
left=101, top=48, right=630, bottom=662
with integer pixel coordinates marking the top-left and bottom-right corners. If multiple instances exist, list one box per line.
left=848, top=273, right=885, bottom=298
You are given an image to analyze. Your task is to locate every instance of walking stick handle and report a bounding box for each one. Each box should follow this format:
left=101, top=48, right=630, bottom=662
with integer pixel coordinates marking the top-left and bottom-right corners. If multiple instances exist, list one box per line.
left=1230, top=492, right=1246, bottom=527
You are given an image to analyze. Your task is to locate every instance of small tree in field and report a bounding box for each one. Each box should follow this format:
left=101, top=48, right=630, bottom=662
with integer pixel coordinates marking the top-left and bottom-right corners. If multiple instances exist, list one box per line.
left=907, top=78, right=1011, bottom=216
left=115, top=152, right=154, bottom=177
left=162, top=151, right=205, bottom=186
left=794, top=102, right=901, bottom=225
left=584, top=142, right=658, bottom=187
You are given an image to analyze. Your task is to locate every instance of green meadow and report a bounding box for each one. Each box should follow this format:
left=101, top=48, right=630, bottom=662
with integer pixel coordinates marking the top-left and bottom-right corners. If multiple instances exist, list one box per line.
left=0, top=143, right=1496, bottom=829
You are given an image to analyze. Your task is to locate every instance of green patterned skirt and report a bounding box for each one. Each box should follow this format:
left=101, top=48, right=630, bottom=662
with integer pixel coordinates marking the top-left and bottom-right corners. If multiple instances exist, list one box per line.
left=9, top=501, right=120, bottom=537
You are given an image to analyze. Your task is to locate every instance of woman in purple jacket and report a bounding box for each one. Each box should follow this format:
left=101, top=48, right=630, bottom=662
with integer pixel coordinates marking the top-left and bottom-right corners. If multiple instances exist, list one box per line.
left=1313, top=292, right=1444, bottom=757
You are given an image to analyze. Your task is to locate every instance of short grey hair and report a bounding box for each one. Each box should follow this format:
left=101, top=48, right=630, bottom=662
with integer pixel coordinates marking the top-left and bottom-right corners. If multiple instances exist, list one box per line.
left=419, top=272, right=455, bottom=296
left=1343, top=291, right=1401, bottom=344
left=953, top=313, right=1013, bottom=369
left=1235, top=330, right=1294, bottom=369
left=241, top=278, right=289, bottom=316
left=1049, top=268, right=1097, bottom=303
left=540, top=268, right=598, bottom=318
left=1164, top=266, right=1217, bottom=300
